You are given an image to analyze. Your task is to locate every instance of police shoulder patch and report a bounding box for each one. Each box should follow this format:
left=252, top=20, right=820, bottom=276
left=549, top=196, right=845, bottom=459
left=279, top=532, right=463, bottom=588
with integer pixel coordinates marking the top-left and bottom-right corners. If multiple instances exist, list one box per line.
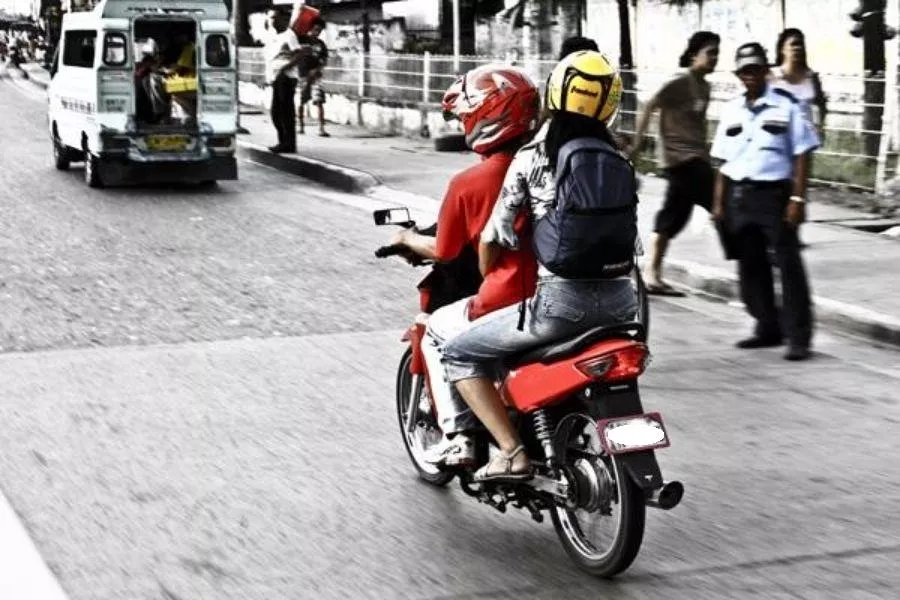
left=772, top=88, right=799, bottom=104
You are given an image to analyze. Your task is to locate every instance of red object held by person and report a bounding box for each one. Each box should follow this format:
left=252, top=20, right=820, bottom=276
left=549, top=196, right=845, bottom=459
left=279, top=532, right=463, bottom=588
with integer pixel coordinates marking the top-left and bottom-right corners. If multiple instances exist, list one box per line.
left=291, top=5, right=321, bottom=36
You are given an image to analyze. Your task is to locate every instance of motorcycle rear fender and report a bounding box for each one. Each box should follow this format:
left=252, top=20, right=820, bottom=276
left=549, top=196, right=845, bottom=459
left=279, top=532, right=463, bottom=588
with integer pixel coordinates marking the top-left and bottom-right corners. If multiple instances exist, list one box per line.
left=403, top=323, right=427, bottom=375
left=617, top=450, right=664, bottom=492
left=502, top=338, right=643, bottom=413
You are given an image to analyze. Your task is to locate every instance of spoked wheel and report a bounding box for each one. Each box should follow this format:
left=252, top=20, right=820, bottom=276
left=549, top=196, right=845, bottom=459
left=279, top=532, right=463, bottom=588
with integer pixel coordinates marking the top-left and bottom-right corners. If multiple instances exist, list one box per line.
left=396, top=348, right=454, bottom=486
left=550, top=413, right=645, bottom=577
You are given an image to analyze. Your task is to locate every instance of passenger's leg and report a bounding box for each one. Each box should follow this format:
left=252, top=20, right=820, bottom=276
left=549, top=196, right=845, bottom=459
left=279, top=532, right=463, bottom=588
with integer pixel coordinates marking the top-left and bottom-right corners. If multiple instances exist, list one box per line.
left=420, top=298, right=479, bottom=465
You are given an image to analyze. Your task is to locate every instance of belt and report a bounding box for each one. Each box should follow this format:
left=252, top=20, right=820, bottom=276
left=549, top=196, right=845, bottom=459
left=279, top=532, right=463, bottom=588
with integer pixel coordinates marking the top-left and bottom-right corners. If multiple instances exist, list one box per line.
left=731, top=179, right=790, bottom=190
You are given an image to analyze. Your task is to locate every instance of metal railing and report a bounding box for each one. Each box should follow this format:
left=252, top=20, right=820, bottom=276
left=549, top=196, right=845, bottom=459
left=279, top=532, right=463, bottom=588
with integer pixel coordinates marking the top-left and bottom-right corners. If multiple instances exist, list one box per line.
left=239, top=47, right=900, bottom=192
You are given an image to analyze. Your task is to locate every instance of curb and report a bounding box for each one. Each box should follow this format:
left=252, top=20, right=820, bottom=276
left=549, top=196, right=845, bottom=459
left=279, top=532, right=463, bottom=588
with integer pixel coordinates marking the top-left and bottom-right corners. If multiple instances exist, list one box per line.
left=237, top=141, right=380, bottom=194
left=17, top=65, right=48, bottom=89
left=664, top=258, right=900, bottom=348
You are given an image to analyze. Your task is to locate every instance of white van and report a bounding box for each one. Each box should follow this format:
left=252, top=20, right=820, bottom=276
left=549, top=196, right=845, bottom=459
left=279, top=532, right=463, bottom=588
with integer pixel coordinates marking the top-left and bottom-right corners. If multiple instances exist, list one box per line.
left=48, top=0, right=238, bottom=187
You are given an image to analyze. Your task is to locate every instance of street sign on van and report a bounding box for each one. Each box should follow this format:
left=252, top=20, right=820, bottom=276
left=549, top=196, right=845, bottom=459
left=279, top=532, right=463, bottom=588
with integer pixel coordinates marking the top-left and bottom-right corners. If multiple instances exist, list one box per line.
left=97, top=0, right=229, bottom=20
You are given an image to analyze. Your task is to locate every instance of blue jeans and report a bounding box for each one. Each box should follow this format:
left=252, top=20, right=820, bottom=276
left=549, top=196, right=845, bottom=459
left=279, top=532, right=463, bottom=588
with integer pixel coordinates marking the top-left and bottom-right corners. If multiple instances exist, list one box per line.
left=441, top=276, right=638, bottom=383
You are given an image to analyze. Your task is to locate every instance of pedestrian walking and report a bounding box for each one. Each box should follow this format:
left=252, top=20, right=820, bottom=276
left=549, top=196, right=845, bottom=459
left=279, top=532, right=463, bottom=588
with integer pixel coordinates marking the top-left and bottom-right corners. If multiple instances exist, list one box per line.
left=628, top=31, right=721, bottom=295
left=710, top=43, right=820, bottom=361
left=771, top=28, right=828, bottom=136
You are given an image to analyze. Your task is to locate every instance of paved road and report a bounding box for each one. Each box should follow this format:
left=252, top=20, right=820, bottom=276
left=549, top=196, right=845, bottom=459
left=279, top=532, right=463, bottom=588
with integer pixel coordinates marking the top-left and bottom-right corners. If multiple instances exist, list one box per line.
left=2, top=74, right=900, bottom=600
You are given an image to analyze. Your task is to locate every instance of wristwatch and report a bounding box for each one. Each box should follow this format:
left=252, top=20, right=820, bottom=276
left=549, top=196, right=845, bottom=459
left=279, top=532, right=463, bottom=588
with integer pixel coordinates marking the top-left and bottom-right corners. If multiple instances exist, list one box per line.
left=789, top=195, right=806, bottom=204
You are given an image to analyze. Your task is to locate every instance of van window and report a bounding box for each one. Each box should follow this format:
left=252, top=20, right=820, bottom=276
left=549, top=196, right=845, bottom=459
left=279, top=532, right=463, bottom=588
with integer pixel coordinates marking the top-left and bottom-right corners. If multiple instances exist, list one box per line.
left=205, top=34, right=230, bottom=67
left=62, top=30, right=97, bottom=68
left=103, top=32, right=127, bottom=66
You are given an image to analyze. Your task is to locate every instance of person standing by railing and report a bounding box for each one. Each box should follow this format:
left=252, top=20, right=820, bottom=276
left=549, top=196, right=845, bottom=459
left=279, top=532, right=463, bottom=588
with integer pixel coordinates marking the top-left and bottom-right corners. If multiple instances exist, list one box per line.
left=627, top=31, right=721, bottom=296
left=771, top=28, right=828, bottom=138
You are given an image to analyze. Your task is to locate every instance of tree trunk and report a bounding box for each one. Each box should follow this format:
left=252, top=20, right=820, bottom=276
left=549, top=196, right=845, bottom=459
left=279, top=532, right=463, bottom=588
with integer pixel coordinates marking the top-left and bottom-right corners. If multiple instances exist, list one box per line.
left=557, top=0, right=583, bottom=40
left=523, top=0, right=553, bottom=79
left=617, top=0, right=637, bottom=134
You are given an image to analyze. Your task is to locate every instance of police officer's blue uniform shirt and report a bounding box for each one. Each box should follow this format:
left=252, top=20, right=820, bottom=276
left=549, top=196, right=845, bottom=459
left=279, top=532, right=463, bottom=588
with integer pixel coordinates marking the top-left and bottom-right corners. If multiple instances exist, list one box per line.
left=710, top=85, right=820, bottom=181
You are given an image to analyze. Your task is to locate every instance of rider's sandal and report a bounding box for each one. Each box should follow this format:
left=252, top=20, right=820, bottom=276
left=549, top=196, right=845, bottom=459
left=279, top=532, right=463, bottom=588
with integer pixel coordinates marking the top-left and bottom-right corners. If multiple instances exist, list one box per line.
left=473, top=445, right=533, bottom=483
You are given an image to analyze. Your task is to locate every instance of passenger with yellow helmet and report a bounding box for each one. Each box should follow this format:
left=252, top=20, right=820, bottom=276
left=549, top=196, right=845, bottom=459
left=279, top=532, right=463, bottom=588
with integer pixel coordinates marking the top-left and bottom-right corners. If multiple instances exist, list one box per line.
left=438, top=50, right=640, bottom=482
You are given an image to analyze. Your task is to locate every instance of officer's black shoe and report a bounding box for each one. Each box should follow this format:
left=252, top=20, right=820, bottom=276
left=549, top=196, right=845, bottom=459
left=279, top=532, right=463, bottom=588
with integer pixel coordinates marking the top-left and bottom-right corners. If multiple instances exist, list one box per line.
left=735, top=335, right=783, bottom=349
left=784, top=345, right=812, bottom=361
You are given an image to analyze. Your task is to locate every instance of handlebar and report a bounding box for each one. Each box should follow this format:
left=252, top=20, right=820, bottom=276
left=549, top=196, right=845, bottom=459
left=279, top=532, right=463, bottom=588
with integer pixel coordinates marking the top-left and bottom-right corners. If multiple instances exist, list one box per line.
left=374, top=244, right=406, bottom=258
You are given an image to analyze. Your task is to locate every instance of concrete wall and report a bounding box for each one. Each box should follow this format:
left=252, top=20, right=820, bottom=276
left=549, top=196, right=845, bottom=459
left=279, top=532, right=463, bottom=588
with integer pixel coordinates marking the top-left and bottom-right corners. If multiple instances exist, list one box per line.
left=585, top=0, right=899, bottom=76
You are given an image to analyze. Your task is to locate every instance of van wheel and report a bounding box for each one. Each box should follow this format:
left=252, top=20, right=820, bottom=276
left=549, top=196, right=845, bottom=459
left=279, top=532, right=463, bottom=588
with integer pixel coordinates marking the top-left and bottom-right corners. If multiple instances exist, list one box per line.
left=53, top=136, right=71, bottom=171
left=84, top=152, right=104, bottom=188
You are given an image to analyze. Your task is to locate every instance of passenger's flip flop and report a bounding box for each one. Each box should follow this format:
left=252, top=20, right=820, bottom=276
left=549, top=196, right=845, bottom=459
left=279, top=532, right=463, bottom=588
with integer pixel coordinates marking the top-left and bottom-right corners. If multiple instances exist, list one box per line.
left=473, top=445, right=534, bottom=483
left=645, top=283, right=686, bottom=297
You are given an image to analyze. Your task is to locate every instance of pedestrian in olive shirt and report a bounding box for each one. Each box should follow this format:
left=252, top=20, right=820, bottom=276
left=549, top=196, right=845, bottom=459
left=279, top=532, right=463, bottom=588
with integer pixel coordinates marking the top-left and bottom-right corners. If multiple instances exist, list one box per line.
left=629, top=31, right=720, bottom=295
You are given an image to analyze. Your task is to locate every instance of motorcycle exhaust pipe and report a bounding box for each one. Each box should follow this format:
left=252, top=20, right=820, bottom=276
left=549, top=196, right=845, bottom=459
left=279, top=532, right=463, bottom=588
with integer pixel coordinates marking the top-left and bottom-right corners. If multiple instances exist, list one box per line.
left=645, top=480, right=684, bottom=510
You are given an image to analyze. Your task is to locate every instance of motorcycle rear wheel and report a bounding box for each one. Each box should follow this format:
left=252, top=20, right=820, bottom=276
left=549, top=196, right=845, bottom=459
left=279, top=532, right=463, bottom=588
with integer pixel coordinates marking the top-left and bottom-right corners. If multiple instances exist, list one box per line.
left=550, top=413, right=645, bottom=577
left=396, top=348, right=454, bottom=486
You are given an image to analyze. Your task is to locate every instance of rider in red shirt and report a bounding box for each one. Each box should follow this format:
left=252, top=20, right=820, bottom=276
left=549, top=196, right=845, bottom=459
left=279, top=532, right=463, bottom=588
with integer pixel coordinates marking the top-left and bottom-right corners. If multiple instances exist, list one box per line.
left=387, top=65, right=541, bottom=465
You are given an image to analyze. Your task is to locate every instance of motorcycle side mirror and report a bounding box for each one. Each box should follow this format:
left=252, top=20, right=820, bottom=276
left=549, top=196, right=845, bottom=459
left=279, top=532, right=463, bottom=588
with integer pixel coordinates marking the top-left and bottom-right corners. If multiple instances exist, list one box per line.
left=373, top=207, right=415, bottom=228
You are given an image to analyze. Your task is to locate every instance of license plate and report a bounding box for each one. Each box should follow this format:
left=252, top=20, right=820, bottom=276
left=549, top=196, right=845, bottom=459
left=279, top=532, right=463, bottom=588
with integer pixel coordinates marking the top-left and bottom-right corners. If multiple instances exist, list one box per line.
left=596, top=412, right=670, bottom=455
left=146, top=135, right=189, bottom=152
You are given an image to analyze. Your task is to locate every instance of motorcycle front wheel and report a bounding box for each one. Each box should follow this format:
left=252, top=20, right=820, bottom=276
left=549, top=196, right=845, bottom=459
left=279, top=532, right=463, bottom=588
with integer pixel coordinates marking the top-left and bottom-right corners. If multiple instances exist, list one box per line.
left=550, top=413, right=645, bottom=577
left=396, top=348, right=454, bottom=486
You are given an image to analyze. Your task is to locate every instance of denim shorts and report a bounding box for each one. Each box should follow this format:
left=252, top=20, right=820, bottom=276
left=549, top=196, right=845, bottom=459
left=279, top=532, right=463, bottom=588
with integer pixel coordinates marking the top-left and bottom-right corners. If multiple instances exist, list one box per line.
left=441, top=276, right=637, bottom=382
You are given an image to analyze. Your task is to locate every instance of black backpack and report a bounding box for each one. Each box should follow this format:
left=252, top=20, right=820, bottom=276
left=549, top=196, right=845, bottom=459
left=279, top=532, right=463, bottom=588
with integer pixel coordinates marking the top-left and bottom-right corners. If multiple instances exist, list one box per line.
left=532, top=137, right=638, bottom=279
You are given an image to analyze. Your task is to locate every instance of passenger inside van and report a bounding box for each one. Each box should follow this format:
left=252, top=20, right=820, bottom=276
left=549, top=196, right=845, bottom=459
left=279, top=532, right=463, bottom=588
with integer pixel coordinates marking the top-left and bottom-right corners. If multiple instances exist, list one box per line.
left=134, top=38, right=168, bottom=125
left=132, top=21, right=198, bottom=127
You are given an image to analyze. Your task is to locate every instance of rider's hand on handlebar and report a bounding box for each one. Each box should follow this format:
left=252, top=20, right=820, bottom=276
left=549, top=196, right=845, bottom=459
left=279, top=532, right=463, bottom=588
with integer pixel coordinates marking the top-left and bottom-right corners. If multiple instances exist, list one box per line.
left=388, top=228, right=412, bottom=248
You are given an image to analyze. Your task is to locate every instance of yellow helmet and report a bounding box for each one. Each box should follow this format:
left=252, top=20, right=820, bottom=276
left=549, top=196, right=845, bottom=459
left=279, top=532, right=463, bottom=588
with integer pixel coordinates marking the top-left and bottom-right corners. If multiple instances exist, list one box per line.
left=546, top=50, right=622, bottom=124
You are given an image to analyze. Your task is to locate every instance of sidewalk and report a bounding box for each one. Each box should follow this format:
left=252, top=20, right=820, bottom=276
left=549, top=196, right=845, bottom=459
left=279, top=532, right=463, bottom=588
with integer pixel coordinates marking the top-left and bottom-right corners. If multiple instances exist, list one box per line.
left=238, top=112, right=900, bottom=347
left=11, top=63, right=900, bottom=346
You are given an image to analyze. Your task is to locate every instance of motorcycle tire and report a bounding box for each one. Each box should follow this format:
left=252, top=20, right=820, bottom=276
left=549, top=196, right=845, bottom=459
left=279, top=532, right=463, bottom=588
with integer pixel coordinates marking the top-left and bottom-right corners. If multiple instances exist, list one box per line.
left=550, top=415, right=645, bottom=577
left=395, top=348, right=454, bottom=487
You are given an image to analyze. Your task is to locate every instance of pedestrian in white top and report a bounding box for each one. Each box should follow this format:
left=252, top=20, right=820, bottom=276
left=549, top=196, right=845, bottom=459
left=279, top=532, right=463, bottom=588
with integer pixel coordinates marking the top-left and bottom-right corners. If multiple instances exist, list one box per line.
left=770, top=28, right=827, bottom=136
left=264, top=9, right=303, bottom=153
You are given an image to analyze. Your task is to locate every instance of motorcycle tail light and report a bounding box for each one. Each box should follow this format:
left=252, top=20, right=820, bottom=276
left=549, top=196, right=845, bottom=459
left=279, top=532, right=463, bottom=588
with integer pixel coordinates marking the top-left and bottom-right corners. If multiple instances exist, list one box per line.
left=576, top=343, right=649, bottom=382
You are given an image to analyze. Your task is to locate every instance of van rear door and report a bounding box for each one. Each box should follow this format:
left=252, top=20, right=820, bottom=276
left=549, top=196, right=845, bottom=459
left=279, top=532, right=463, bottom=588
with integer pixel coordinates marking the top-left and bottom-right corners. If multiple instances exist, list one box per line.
left=197, top=21, right=236, bottom=134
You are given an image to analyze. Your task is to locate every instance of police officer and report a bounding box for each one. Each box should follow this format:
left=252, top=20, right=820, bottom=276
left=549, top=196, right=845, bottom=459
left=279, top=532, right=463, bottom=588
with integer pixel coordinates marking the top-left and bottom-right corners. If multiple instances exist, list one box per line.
left=710, top=42, right=820, bottom=361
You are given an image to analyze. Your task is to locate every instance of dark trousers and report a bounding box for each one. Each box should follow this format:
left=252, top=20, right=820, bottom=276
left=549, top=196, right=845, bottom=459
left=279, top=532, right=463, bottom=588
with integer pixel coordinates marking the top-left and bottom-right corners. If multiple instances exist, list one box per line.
left=655, top=158, right=714, bottom=238
left=271, top=75, right=297, bottom=150
left=726, top=181, right=814, bottom=347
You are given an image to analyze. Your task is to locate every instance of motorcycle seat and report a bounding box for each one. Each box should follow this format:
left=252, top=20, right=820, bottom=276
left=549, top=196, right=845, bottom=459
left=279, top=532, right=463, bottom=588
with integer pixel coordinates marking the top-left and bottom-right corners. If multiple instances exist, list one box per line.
left=504, top=321, right=646, bottom=368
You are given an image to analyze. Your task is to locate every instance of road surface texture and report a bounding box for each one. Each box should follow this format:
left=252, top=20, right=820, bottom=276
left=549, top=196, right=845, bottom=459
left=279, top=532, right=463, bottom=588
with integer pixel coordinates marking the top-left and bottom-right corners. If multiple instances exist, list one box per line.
left=1, top=71, right=899, bottom=600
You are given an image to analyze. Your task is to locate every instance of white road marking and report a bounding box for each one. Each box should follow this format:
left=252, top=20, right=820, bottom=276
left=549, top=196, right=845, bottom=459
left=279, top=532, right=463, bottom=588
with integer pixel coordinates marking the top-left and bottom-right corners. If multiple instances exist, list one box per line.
left=0, top=491, right=69, bottom=600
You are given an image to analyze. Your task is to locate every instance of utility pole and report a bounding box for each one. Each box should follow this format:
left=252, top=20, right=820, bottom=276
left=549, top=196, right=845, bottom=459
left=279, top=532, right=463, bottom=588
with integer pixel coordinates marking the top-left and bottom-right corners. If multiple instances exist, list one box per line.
left=617, top=0, right=637, bottom=134
left=850, top=0, right=897, bottom=156
left=452, top=0, right=460, bottom=74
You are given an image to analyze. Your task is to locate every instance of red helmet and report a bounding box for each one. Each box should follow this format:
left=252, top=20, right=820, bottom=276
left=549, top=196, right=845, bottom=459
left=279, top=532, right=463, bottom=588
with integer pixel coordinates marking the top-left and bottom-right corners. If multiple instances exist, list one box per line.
left=441, top=65, right=540, bottom=155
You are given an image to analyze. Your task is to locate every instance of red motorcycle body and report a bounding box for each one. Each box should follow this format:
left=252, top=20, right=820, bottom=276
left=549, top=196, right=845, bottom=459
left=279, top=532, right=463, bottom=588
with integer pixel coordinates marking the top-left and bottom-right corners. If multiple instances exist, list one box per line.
left=502, top=339, right=649, bottom=413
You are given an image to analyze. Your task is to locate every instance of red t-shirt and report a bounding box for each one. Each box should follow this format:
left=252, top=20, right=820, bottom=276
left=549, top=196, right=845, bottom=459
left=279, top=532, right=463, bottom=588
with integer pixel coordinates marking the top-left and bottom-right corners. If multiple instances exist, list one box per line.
left=434, top=152, right=538, bottom=320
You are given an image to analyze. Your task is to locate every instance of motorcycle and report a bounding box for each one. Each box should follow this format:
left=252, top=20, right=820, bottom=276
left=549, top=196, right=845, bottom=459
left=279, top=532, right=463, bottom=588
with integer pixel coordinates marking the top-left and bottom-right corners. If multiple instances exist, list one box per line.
left=374, top=207, right=680, bottom=577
